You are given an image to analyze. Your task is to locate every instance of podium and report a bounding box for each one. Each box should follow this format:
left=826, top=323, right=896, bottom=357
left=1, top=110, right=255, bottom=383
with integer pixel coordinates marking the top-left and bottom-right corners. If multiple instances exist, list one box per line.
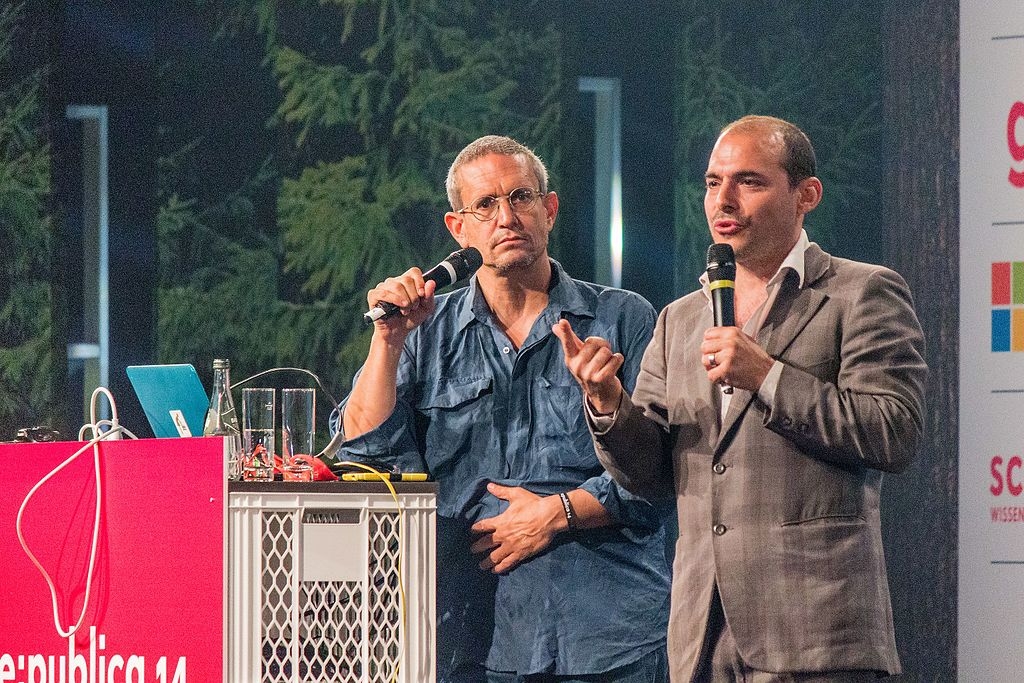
left=1, top=438, right=436, bottom=683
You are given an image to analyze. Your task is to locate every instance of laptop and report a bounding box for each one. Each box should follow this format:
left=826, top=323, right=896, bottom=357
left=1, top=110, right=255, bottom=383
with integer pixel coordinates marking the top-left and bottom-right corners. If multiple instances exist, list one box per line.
left=126, top=364, right=210, bottom=438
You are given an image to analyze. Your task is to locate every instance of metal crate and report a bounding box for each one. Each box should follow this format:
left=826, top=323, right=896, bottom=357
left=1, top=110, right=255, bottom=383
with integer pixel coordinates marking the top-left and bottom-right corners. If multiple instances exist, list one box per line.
left=228, top=482, right=436, bottom=683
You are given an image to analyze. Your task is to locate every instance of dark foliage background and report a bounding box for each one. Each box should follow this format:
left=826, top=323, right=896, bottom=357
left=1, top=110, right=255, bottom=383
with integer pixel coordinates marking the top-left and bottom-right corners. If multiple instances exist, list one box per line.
left=0, top=2, right=55, bottom=432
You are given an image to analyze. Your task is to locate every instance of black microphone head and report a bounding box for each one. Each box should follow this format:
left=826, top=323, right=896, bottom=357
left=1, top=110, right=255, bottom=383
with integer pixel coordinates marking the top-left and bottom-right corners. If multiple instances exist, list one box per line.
left=706, top=243, right=735, bottom=281
left=447, top=247, right=483, bottom=281
left=421, top=247, right=484, bottom=288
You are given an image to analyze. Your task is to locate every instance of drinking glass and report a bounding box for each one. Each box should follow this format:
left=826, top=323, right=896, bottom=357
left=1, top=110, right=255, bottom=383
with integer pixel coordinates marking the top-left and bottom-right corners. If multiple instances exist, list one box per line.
left=281, top=388, right=315, bottom=481
left=241, top=388, right=275, bottom=482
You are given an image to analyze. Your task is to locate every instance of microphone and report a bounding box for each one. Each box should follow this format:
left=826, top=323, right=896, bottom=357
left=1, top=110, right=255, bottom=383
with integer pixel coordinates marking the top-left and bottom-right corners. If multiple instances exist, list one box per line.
left=706, top=243, right=735, bottom=394
left=706, top=243, right=735, bottom=327
left=363, top=247, right=483, bottom=324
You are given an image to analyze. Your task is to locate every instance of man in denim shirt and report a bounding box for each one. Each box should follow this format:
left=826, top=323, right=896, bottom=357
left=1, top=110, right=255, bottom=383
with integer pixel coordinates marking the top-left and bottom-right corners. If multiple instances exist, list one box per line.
left=339, top=135, right=671, bottom=682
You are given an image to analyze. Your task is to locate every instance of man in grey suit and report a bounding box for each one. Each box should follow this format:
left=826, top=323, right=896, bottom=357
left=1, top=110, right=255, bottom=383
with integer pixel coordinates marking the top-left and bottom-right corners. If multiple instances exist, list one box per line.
left=553, top=115, right=927, bottom=682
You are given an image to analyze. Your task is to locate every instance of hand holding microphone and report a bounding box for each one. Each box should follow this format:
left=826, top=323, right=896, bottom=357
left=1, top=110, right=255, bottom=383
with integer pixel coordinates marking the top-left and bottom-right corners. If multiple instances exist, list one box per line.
left=702, top=242, right=776, bottom=394
left=364, top=247, right=483, bottom=325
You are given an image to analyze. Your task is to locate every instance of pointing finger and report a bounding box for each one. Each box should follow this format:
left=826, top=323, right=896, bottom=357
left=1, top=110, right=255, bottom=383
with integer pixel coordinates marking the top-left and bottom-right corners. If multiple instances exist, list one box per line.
left=552, top=319, right=583, bottom=358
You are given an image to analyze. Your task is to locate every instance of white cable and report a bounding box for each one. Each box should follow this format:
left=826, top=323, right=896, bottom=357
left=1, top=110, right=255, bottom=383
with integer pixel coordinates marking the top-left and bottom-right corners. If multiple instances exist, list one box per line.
left=15, top=387, right=136, bottom=638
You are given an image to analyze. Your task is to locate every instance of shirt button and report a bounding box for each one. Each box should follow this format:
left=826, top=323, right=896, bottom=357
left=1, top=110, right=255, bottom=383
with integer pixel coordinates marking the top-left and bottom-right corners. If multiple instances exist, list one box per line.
left=712, top=523, right=727, bottom=536
left=713, top=462, right=726, bottom=474
left=502, top=346, right=511, bottom=354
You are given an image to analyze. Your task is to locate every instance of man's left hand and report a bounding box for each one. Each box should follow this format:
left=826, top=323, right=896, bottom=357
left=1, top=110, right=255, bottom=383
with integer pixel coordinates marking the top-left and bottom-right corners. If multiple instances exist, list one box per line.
left=469, top=483, right=562, bottom=574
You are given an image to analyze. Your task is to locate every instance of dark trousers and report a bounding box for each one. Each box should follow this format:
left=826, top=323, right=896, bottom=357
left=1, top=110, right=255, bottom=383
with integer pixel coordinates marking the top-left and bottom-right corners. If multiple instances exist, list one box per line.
left=447, top=645, right=669, bottom=683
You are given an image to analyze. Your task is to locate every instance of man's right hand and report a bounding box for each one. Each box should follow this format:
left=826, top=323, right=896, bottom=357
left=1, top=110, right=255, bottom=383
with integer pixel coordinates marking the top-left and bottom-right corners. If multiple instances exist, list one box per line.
left=367, top=268, right=438, bottom=340
left=552, top=319, right=624, bottom=415
left=345, top=268, right=437, bottom=439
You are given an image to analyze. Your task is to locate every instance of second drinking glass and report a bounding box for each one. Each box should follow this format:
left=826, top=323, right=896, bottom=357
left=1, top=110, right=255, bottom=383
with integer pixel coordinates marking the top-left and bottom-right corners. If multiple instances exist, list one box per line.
left=281, top=388, right=315, bottom=481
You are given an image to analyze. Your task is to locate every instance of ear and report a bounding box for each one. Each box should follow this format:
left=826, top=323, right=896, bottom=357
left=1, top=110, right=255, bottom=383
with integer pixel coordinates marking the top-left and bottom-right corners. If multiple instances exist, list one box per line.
left=796, top=177, right=823, bottom=215
left=542, top=191, right=559, bottom=231
left=444, top=211, right=470, bottom=248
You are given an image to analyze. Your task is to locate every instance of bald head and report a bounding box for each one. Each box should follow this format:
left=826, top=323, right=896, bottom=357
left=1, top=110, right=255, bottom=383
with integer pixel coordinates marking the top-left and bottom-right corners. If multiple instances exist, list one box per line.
left=719, top=115, right=817, bottom=188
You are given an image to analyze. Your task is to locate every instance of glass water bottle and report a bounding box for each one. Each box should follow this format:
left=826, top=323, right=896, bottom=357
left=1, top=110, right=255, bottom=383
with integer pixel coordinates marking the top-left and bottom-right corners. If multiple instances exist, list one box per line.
left=203, top=358, right=242, bottom=480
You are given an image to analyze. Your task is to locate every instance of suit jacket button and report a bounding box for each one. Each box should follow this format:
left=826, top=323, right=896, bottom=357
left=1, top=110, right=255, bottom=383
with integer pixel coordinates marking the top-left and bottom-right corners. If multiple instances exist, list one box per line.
left=712, top=523, right=727, bottom=536
left=781, top=417, right=793, bottom=427
left=713, top=462, right=726, bottom=474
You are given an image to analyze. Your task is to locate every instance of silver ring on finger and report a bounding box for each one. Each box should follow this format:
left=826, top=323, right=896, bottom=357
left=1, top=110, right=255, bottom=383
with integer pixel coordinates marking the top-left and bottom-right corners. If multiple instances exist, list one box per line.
left=708, top=353, right=716, bottom=367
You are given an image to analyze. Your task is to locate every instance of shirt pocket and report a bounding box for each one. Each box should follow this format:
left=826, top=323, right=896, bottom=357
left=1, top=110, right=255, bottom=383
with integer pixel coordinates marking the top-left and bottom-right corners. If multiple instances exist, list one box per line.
left=535, top=378, right=599, bottom=475
left=414, top=377, right=493, bottom=471
left=417, top=376, right=492, bottom=411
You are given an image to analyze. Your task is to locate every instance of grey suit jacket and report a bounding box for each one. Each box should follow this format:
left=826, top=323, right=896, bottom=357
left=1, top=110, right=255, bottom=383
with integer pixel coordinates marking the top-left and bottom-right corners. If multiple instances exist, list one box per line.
left=592, top=244, right=927, bottom=682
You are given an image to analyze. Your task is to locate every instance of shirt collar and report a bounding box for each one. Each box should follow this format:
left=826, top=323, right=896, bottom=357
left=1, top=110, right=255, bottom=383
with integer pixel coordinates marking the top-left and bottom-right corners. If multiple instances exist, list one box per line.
left=547, top=259, right=593, bottom=319
left=699, top=229, right=810, bottom=296
left=454, top=258, right=592, bottom=332
left=771, top=228, right=810, bottom=289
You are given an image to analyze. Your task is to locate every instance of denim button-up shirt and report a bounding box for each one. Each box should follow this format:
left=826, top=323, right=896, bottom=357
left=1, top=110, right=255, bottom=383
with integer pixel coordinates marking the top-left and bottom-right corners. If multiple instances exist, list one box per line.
left=339, top=260, right=671, bottom=678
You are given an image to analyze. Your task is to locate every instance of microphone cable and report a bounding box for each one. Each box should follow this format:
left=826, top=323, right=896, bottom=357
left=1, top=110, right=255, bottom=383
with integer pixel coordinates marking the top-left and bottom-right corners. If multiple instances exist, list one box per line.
left=332, top=459, right=408, bottom=683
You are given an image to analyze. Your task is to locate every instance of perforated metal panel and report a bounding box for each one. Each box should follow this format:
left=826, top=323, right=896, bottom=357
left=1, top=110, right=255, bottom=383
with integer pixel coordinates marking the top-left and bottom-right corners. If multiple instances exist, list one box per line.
left=229, top=484, right=436, bottom=683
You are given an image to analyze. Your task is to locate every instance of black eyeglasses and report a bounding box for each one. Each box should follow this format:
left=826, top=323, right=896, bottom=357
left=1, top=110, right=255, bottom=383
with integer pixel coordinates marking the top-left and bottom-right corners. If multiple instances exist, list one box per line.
left=457, top=187, right=545, bottom=221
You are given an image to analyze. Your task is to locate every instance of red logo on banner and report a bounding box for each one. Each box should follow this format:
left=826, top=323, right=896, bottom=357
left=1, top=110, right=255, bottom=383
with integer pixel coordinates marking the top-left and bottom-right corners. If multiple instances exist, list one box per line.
left=991, top=455, right=1024, bottom=495
left=1010, top=101, right=1024, bottom=188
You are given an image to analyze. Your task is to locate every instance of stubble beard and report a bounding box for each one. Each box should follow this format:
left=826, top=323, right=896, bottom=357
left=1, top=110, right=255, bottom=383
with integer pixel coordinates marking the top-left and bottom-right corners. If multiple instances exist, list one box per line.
left=492, top=251, right=540, bottom=275
left=489, top=234, right=549, bottom=276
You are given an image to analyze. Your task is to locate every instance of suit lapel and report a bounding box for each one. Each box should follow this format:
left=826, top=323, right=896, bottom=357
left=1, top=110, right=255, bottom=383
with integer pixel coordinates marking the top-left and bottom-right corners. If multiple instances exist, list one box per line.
left=761, top=283, right=828, bottom=360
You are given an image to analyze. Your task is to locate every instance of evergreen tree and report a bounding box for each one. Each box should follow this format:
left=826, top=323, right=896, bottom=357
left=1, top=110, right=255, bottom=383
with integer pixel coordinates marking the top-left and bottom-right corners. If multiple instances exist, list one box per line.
left=157, top=0, right=562, bottom=404
left=0, top=2, right=54, bottom=433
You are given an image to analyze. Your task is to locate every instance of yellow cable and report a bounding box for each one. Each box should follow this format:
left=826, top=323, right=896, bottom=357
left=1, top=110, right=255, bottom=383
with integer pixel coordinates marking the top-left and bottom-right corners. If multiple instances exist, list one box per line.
left=334, top=461, right=408, bottom=683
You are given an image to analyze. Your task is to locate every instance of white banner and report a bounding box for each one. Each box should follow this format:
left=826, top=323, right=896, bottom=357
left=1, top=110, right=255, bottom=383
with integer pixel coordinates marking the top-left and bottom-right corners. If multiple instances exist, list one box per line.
left=959, top=2, right=1024, bottom=680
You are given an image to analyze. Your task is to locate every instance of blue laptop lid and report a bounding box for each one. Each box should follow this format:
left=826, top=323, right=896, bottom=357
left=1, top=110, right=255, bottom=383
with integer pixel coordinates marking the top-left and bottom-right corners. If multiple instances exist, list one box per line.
left=126, top=364, right=209, bottom=437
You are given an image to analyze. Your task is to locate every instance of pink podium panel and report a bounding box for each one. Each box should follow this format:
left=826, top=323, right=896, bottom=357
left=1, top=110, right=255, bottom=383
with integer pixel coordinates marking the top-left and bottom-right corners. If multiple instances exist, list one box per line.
left=0, top=437, right=224, bottom=682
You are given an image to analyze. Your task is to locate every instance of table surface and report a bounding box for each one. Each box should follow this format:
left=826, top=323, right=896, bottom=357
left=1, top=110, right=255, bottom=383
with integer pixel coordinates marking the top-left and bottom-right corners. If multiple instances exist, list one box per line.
left=229, top=479, right=438, bottom=494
